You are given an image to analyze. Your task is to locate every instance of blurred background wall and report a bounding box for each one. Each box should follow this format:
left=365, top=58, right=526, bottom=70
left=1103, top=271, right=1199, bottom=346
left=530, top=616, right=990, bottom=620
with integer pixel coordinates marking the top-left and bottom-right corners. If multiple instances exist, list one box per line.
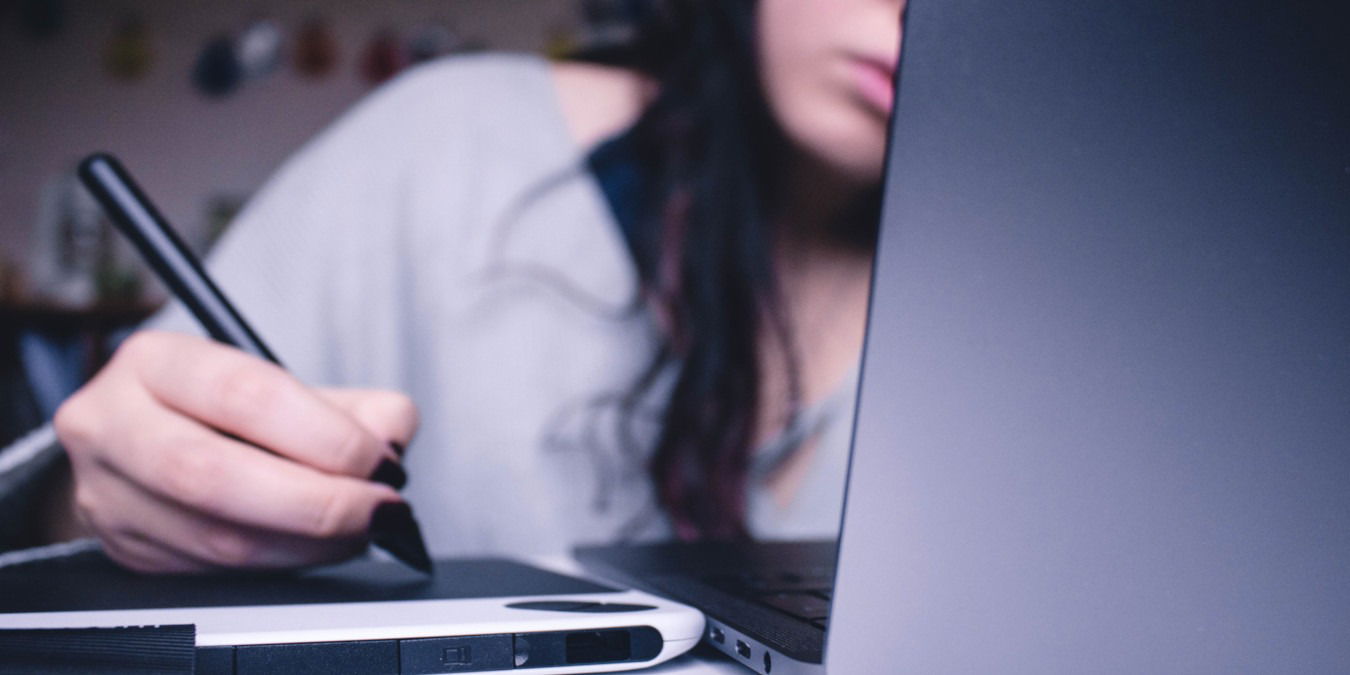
left=0, top=0, right=585, bottom=276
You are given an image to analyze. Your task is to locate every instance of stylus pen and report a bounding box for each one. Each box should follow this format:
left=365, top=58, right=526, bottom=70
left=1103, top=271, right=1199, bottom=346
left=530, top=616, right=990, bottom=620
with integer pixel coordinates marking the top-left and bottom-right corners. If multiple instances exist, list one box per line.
left=77, top=152, right=433, bottom=575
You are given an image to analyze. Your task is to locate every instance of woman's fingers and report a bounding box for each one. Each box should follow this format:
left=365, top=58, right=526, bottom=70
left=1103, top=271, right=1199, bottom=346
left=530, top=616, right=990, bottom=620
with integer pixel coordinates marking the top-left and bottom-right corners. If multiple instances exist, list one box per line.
left=79, top=468, right=367, bottom=571
left=315, top=388, right=420, bottom=453
left=54, top=329, right=420, bottom=573
left=107, top=405, right=399, bottom=540
left=120, top=331, right=397, bottom=478
left=61, top=338, right=399, bottom=539
left=100, top=531, right=213, bottom=575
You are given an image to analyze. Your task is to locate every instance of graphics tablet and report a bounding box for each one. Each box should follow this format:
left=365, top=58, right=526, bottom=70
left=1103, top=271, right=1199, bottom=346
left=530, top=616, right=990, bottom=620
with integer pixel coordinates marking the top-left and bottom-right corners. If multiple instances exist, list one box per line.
left=0, top=545, right=703, bottom=673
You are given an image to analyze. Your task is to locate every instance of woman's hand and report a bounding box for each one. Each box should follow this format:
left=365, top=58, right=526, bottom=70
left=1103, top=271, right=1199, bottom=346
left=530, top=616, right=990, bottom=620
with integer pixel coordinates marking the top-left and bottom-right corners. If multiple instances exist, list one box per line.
left=53, top=330, right=419, bottom=573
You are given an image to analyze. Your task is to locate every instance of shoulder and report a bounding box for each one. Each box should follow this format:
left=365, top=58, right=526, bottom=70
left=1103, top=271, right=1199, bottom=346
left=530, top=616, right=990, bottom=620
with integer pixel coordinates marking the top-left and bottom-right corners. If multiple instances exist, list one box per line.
left=387, top=55, right=653, bottom=151
left=304, top=54, right=650, bottom=165
left=549, top=60, right=653, bottom=150
left=330, top=53, right=558, bottom=144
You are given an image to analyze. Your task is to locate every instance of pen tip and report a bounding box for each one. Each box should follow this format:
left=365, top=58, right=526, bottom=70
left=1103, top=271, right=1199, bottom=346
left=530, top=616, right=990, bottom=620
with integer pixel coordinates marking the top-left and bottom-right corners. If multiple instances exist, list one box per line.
left=370, top=502, right=434, bottom=575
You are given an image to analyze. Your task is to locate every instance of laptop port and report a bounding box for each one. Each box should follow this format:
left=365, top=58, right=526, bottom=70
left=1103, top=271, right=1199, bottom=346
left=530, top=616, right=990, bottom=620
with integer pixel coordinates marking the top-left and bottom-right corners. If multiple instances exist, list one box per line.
left=709, top=625, right=725, bottom=643
left=735, top=640, right=751, bottom=659
left=764, top=651, right=772, bottom=673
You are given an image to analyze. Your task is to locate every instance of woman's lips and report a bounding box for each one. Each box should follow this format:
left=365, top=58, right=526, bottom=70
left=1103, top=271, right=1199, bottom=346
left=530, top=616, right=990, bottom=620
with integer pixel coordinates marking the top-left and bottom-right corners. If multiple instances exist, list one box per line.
left=851, top=55, right=896, bottom=116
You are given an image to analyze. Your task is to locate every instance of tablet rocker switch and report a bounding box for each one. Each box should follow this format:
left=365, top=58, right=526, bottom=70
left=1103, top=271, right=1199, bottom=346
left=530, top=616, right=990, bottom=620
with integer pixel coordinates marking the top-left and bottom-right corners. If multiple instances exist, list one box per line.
left=400, top=635, right=513, bottom=673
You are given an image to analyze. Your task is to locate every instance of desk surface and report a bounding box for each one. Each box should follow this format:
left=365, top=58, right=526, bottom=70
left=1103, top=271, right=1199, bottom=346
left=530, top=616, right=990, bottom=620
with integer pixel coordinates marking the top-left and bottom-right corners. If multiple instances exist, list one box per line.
left=643, top=648, right=743, bottom=674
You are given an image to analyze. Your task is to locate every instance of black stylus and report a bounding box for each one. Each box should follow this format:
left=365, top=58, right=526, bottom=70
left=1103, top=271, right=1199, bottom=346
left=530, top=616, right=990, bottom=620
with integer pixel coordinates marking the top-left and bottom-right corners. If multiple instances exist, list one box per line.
left=77, top=152, right=433, bottom=575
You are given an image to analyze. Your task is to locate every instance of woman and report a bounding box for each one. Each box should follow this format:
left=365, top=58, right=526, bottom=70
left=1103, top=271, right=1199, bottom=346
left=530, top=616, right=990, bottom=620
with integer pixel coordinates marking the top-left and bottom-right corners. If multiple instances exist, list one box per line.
left=42, top=0, right=903, bottom=572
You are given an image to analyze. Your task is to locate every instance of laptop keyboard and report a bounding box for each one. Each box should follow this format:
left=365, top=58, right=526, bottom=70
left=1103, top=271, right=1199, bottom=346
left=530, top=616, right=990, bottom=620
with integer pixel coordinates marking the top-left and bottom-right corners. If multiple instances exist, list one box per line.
left=574, top=541, right=838, bottom=664
left=705, top=570, right=833, bottom=629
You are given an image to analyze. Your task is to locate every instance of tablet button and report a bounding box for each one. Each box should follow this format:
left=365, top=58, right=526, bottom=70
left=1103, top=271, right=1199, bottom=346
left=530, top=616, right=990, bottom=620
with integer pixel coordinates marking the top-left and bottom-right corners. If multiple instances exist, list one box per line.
left=505, top=600, right=599, bottom=612
left=505, top=600, right=656, bottom=613
left=574, top=602, right=657, bottom=613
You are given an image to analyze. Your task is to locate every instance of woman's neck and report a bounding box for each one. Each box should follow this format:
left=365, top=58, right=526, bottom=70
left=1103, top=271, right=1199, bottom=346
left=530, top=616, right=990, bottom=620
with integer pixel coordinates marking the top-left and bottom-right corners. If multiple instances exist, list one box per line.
left=771, top=143, right=878, bottom=258
left=754, top=142, right=878, bottom=444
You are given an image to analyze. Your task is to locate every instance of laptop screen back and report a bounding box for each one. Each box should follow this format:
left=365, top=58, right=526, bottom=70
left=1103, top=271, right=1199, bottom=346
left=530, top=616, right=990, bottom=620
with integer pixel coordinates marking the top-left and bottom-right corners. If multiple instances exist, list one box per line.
left=831, top=0, right=1349, bottom=670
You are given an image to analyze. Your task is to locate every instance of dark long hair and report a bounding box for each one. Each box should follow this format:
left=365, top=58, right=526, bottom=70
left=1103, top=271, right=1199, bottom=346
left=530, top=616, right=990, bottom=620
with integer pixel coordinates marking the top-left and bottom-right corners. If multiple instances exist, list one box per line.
left=590, top=0, right=880, bottom=539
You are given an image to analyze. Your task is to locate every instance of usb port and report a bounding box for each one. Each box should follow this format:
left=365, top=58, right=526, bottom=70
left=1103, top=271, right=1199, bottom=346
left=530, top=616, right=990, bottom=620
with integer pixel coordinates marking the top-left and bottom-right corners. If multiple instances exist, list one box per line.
left=735, top=640, right=751, bottom=659
left=709, top=626, right=725, bottom=644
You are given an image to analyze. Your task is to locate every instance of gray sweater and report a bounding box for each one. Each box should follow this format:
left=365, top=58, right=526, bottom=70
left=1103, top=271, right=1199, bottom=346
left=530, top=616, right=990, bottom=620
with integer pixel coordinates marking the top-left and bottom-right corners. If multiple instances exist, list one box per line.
left=0, top=54, right=851, bottom=557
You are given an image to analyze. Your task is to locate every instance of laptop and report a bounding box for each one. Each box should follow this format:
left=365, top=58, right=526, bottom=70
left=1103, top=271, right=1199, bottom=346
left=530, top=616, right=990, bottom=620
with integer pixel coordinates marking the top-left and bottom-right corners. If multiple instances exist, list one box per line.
left=581, top=0, right=1350, bottom=672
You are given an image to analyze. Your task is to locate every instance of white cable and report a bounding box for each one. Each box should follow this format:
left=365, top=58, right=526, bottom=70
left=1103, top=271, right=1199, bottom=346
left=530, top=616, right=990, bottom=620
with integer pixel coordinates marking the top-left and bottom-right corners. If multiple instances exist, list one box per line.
left=0, top=424, right=57, bottom=478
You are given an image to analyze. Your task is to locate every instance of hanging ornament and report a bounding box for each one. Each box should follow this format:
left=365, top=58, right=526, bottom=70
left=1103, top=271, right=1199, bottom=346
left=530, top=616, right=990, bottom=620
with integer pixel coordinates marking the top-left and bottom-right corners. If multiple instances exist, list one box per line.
left=18, top=0, right=65, bottom=40
left=360, top=29, right=407, bottom=85
left=294, top=17, right=338, bottom=79
left=236, top=18, right=283, bottom=81
left=408, top=22, right=461, bottom=64
left=544, top=24, right=580, bottom=61
left=192, top=34, right=242, bottom=98
left=104, top=15, right=153, bottom=82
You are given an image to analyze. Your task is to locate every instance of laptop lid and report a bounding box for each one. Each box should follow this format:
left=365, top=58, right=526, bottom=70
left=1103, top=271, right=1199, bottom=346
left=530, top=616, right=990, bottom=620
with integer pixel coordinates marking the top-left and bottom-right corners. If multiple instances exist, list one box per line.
left=830, top=0, right=1349, bottom=671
